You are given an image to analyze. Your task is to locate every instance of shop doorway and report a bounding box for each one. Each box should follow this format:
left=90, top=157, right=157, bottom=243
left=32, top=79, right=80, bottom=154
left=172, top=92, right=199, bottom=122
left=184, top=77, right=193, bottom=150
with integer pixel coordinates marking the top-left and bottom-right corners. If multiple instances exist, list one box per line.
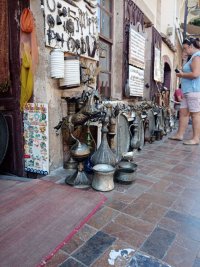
left=163, top=62, right=171, bottom=90
left=0, top=0, right=28, bottom=176
left=163, top=62, right=171, bottom=106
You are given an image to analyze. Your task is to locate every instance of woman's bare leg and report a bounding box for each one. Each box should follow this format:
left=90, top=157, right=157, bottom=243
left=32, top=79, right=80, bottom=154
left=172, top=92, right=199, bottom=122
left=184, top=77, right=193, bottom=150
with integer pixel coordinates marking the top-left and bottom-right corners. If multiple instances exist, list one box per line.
left=183, top=112, right=200, bottom=144
left=169, top=108, right=189, bottom=140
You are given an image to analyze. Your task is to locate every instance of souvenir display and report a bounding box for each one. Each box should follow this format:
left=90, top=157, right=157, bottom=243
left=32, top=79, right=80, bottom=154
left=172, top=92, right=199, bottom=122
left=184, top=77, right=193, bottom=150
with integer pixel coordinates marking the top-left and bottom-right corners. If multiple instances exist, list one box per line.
left=43, top=0, right=98, bottom=60
left=23, top=103, right=49, bottom=175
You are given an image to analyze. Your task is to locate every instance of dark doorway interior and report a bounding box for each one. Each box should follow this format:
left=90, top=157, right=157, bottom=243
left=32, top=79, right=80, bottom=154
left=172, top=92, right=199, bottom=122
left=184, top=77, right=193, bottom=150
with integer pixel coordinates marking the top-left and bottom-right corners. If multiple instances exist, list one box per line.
left=163, top=62, right=171, bottom=106
left=163, top=62, right=171, bottom=91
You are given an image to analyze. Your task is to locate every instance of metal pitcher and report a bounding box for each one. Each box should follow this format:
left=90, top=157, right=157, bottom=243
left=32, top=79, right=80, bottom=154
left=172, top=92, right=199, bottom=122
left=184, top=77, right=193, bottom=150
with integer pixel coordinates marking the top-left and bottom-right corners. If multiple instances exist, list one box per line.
left=129, top=123, right=140, bottom=149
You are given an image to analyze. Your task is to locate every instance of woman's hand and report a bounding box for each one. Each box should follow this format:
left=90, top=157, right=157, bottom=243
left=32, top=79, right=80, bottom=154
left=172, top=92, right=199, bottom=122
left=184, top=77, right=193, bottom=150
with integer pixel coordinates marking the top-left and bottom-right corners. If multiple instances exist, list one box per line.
left=176, top=71, right=183, bottom=78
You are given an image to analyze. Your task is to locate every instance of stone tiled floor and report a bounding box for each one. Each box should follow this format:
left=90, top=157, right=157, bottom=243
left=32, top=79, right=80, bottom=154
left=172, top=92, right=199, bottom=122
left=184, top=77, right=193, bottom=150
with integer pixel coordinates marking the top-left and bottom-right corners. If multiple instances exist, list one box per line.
left=44, top=126, right=200, bottom=267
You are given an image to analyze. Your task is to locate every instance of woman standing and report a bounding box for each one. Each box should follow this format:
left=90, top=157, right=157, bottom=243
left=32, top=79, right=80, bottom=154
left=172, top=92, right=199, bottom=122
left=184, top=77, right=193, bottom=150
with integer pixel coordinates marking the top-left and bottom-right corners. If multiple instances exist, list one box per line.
left=169, top=38, right=200, bottom=145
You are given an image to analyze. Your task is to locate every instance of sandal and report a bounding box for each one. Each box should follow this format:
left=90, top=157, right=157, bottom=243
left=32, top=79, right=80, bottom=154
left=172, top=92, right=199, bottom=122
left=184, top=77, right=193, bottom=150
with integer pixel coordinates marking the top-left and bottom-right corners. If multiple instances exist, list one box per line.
left=168, top=137, right=183, bottom=141
left=183, top=140, right=199, bottom=145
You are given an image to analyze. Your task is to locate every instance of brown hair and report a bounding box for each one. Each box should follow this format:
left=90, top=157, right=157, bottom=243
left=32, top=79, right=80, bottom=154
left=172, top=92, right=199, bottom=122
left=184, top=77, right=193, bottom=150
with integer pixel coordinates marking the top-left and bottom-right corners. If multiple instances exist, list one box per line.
left=183, top=38, right=200, bottom=49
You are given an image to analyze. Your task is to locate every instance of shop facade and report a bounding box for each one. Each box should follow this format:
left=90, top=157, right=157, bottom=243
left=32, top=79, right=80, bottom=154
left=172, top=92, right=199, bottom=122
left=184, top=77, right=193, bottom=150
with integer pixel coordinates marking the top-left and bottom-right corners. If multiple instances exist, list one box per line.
left=0, top=0, right=184, bottom=177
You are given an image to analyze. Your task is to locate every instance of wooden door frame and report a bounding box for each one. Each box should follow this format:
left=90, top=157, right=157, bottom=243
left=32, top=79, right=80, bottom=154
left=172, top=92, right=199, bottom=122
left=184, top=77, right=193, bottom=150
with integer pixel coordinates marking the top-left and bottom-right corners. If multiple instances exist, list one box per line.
left=0, top=0, right=29, bottom=176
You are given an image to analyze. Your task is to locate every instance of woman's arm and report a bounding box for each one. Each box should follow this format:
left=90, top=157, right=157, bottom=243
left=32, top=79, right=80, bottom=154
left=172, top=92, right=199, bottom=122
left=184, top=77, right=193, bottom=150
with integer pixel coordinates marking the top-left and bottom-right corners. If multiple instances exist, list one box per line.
left=177, top=94, right=182, bottom=102
left=171, top=98, right=180, bottom=104
left=176, top=56, right=200, bottom=79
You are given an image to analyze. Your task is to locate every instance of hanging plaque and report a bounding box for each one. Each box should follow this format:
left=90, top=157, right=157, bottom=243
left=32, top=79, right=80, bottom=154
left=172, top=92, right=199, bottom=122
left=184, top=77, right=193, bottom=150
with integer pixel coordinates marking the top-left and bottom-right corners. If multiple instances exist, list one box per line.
left=154, top=47, right=162, bottom=82
left=129, top=65, right=144, bottom=97
left=23, top=103, right=49, bottom=175
left=129, top=27, right=145, bottom=69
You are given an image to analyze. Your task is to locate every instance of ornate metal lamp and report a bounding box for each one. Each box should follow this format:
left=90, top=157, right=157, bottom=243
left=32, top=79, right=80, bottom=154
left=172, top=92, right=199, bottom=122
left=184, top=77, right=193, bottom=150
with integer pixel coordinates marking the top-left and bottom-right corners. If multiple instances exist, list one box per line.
left=70, top=139, right=91, bottom=188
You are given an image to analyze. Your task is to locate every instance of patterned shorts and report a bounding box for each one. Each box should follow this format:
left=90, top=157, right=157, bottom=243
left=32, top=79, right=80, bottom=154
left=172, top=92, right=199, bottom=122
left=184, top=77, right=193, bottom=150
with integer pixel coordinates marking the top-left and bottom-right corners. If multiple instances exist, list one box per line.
left=180, top=92, right=200, bottom=113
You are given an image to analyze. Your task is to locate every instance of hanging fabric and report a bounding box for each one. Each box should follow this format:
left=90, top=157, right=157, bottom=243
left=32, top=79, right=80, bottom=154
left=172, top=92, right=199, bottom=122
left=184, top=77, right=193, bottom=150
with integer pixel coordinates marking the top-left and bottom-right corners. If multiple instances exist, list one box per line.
left=19, top=8, right=38, bottom=110
left=20, top=43, right=33, bottom=111
left=20, top=8, right=38, bottom=74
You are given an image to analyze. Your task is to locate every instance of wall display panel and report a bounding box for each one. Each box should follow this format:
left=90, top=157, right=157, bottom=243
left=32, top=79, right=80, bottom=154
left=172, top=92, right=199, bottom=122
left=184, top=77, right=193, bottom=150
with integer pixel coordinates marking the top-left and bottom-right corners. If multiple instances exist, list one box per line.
left=23, top=103, right=49, bottom=175
left=44, top=0, right=99, bottom=60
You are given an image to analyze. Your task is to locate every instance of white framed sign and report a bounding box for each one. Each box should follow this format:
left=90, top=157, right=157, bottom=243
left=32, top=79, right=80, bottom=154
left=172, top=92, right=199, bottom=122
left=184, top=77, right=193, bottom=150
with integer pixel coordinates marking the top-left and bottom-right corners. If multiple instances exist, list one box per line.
left=129, top=65, right=144, bottom=97
left=129, top=27, right=145, bottom=69
left=23, top=103, right=49, bottom=175
left=44, top=0, right=99, bottom=60
left=154, top=47, right=162, bottom=82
